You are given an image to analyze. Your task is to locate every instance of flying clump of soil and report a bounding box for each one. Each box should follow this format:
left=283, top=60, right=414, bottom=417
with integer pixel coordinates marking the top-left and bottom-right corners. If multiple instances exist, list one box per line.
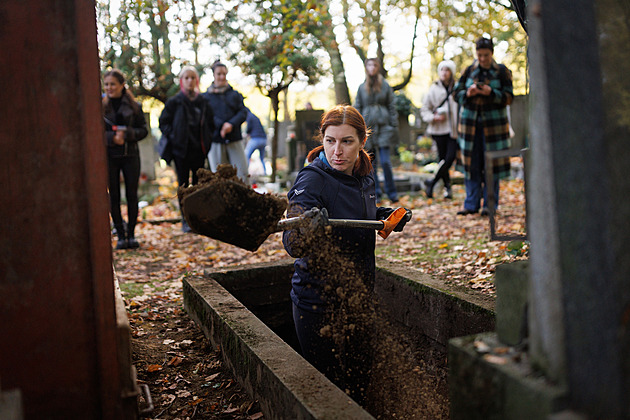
left=285, top=205, right=448, bottom=419
left=178, top=165, right=288, bottom=251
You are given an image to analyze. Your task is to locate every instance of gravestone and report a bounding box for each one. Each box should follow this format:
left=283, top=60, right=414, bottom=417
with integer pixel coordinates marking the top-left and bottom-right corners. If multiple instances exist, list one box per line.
left=450, top=0, right=630, bottom=418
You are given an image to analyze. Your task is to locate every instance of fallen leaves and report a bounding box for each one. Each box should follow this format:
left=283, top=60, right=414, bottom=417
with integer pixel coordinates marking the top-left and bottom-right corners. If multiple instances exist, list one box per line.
left=113, top=167, right=528, bottom=418
left=376, top=179, right=528, bottom=296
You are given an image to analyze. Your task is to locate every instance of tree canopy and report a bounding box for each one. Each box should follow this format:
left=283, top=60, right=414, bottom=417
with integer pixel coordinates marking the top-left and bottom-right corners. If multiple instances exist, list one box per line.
left=96, top=0, right=529, bottom=106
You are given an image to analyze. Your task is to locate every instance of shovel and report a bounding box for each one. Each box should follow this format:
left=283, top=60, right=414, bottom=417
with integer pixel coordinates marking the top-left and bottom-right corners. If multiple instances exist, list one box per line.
left=180, top=177, right=408, bottom=252
left=277, top=207, right=409, bottom=239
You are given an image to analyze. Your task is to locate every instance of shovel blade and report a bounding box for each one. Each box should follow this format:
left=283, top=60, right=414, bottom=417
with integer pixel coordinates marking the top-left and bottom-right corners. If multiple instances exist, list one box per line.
left=181, top=179, right=287, bottom=251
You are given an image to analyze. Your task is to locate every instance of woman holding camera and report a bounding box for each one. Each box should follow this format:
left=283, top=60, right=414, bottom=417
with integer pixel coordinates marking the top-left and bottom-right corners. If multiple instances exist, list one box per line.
left=454, top=37, right=513, bottom=216
left=421, top=59, right=458, bottom=199
left=103, top=69, right=148, bottom=249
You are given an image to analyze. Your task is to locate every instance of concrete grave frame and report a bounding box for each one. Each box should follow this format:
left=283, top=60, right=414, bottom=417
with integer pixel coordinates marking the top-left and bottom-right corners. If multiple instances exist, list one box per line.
left=183, top=259, right=495, bottom=419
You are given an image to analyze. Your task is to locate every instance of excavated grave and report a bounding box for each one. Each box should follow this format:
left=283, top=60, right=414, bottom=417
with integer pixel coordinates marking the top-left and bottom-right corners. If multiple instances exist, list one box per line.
left=183, top=259, right=495, bottom=419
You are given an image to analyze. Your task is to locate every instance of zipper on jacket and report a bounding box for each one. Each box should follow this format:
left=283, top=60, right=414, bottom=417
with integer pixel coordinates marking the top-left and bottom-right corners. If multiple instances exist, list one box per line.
left=358, top=178, right=367, bottom=219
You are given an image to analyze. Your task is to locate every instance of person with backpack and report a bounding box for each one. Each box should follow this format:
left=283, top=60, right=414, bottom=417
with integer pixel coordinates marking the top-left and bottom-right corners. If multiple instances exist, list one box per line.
left=420, top=59, right=459, bottom=199
left=454, top=37, right=513, bottom=216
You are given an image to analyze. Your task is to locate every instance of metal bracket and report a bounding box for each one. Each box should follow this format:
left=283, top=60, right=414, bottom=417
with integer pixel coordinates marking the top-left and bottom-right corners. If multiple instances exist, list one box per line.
left=484, top=148, right=529, bottom=241
left=138, top=384, right=154, bottom=417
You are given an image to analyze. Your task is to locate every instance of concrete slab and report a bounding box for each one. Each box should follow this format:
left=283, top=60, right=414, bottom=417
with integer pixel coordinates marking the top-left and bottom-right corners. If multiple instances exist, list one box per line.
left=449, top=332, right=567, bottom=420
left=183, top=264, right=372, bottom=420
left=184, top=259, right=496, bottom=418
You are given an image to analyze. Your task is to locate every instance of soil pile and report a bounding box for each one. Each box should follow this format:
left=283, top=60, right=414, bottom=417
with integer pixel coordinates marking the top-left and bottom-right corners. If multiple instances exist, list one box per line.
left=178, top=165, right=288, bottom=251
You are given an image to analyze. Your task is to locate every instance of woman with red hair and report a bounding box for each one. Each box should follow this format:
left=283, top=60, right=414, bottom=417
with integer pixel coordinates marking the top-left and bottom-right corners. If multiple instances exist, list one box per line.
left=283, top=105, right=411, bottom=404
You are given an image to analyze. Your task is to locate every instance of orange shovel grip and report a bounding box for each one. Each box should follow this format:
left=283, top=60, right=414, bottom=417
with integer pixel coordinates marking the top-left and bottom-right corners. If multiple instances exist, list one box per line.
left=378, top=207, right=408, bottom=239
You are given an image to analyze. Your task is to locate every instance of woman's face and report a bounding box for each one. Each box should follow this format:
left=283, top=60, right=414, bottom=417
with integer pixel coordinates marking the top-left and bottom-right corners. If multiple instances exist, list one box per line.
left=439, top=67, right=452, bottom=83
left=323, top=124, right=365, bottom=176
left=476, top=48, right=493, bottom=69
left=366, top=60, right=379, bottom=77
left=103, top=75, right=124, bottom=99
left=213, top=66, right=228, bottom=87
left=180, top=71, right=198, bottom=93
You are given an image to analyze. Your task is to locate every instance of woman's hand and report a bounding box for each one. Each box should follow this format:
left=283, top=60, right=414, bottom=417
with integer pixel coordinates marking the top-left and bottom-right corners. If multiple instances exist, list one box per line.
left=478, top=84, right=491, bottom=96
left=433, top=113, right=446, bottom=122
left=220, top=122, right=233, bottom=138
left=113, top=130, right=125, bottom=145
left=467, top=84, right=491, bottom=97
left=377, top=207, right=412, bottom=232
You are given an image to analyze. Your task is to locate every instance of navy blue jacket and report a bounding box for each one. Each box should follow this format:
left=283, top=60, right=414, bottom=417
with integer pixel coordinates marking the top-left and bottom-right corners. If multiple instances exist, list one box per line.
left=246, top=111, right=266, bottom=139
left=203, top=85, right=248, bottom=144
left=158, top=92, right=214, bottom=161
left=282, top=156, right=377, bottom=312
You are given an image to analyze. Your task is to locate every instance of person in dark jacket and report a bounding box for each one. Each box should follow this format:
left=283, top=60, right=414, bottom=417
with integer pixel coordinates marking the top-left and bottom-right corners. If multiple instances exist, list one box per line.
left=103, top=69, right=148, bottom=249
left=203, top=61, right=249, bottom=182
left=244, top=108, right=268, bottom=175
left=159, top=66, right=215, bottom=232
left=354, top=58, right=399, bottom=203
left=282, top=105, right=411, bottom=404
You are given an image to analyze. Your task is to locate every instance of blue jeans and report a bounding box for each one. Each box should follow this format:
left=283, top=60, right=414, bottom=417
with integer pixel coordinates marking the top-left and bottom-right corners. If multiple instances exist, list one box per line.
left=245, top=137, right=267, bottom=174
left=373, top=146, right=398, bottom=201
left=464, top=121, right=500, bottom=211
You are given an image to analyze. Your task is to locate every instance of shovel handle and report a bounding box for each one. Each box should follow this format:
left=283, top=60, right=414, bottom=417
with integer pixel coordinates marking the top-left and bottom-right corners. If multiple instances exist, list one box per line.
left=276, top=207, right=408, bottom=240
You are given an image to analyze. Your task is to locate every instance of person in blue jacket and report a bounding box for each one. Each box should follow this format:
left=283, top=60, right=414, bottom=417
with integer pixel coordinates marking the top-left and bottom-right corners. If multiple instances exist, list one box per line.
left=203, top=61, right=249, bottom=182
left=244, top=108, right=268, bottom=175
left=159, top=66, right=215, bottom=232
left=282, top=105, right=411, bottom=405
left=102, top=69, right=148, bottom=249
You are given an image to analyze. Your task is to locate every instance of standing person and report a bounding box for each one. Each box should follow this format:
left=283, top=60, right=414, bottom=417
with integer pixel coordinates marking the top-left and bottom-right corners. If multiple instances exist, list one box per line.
left=354, top=58, right=399, bottom=203
left=454, top=37, right=513, bottom=216
left=203, top=61, right=249, bottom=182
left=103, top=69, right=148, bottom=249
left=243, top=108, right=268, bottom=175
left=159, top=66, right=214, bottom=232
left=282, top=105, right=411, bottom=404
left=420, top=59, right=459, bottom=199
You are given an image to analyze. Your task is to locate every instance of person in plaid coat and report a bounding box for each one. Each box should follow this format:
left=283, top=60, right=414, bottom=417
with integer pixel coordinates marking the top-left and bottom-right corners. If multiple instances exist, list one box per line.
left=454, top=37, right=513, bottom=216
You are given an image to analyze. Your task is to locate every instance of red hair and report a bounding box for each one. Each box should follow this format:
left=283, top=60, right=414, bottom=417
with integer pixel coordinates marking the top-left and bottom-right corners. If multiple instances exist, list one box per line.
left=306, top=105, right=373, bottom=177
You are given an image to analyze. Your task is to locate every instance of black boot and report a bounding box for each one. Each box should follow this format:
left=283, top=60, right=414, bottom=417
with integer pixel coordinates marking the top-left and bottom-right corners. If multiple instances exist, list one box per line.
left=424, top=179, right=434, bottom=198
left=444, top=182, right=453, bottom=199
left=115, top=224, right=128, bottom=250
left=127, top=224, right=139, bottom=249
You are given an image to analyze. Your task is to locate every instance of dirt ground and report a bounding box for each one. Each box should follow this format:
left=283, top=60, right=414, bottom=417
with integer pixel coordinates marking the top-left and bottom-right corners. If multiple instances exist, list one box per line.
left=113, top=168, right=527, bottom=419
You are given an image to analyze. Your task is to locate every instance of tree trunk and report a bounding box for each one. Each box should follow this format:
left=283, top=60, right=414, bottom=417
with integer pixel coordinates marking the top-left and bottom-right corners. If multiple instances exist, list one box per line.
left=329, top=42, right=351, bottom=105
left=270, top=92, right=280, bottom=183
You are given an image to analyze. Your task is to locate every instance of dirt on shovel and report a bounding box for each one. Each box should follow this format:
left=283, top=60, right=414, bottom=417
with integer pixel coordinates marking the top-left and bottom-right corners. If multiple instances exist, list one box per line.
left=178, top=165, right=288, bottom=251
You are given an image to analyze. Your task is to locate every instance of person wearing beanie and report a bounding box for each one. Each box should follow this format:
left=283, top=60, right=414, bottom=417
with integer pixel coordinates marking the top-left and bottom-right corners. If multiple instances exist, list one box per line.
left=454, top=37, right=513, bottom=216
left=420, top=59, right=459, bottom=199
